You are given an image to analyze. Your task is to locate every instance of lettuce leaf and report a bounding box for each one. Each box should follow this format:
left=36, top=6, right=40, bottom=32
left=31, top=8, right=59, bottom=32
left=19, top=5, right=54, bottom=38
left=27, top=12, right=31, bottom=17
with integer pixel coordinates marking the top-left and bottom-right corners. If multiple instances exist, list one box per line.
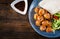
left=54, top=12, right=60, bottom=17
left=52, top=19, right=60, bottom=30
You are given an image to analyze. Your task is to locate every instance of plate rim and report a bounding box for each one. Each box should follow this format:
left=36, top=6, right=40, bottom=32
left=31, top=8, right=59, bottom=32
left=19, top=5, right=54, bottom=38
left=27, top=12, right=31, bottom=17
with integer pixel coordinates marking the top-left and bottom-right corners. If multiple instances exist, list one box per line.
left=28, top=0, right=60, bottom=38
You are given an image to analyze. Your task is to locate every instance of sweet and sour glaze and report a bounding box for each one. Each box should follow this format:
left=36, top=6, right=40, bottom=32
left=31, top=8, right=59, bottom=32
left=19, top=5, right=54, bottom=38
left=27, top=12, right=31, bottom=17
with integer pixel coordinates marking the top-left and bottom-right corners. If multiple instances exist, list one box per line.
left=34, top=7, right=53, bottom=33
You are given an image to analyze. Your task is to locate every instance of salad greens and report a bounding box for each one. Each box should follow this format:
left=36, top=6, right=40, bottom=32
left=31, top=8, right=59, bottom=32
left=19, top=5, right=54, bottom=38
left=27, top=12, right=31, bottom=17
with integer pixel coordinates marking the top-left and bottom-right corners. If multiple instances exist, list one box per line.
left=52, top=19, right=60, bottom=30
left=54, top=12, right=60, bottom=17
left=52, top=12, right=60, bottom=32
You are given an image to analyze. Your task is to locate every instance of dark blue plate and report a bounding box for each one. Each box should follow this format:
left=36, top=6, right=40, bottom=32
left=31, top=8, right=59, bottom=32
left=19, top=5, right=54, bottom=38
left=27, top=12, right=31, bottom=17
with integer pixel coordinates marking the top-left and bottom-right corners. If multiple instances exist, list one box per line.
left=28, top=0, right=60, bottom=38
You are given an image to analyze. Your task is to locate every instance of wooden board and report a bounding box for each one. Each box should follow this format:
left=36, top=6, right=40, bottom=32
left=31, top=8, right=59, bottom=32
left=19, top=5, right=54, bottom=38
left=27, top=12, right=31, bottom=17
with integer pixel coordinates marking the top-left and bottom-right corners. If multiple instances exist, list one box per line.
left=0, top=0, right=60, bottom=39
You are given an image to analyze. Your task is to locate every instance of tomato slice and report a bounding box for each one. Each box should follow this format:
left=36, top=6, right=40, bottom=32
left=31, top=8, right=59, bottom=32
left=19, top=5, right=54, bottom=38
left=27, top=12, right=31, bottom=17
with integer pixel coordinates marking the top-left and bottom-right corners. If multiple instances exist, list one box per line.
left=53, top=15, right=59, bottom=20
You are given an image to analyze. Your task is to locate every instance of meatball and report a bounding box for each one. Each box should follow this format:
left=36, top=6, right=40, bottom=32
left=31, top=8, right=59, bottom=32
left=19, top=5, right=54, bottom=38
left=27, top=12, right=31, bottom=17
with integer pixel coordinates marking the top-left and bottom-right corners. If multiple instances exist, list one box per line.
left=42, top=20, right=52, bottom=26
left=34, top=7, right=39, bottom=13
left=48, top=22, right=52, bottom=27
left=46, top=27, right=52, bottom=33
left=40, top=26, right=46, bottom=31
left=37, top=16, right=44, bottom=22
left=35, top=20, right=41, bottom=26
left=44, top=13, right=50, bottom=19
left=39, top=9, right=45, bottom=16
left=42, top=20, right=48, bottom=26
left=50, top=15, right=53, bottom=19
left=34, top=14, right=38, bottom=20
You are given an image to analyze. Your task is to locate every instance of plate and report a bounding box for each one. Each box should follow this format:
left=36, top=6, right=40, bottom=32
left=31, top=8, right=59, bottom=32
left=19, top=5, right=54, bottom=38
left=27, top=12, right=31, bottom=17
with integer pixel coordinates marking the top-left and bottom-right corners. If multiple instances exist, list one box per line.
left=28, top=0, right=60, bottom=38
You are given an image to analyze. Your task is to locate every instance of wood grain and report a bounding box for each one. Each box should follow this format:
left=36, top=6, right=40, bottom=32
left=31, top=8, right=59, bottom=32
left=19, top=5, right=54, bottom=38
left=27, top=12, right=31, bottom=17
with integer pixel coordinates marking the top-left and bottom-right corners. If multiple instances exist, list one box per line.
left=0, top=0, right=60, bottom=39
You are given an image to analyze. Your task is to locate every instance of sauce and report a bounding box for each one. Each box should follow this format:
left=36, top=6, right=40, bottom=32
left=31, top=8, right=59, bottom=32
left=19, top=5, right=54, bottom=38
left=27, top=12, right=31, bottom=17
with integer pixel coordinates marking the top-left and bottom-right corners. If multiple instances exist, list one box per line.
left=15, top=1, right=25, bottom=11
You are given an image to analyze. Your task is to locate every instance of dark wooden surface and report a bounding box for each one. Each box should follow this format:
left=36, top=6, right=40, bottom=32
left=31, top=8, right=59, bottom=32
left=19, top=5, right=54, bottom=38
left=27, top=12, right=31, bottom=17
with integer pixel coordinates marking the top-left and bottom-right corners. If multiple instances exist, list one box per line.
left=0, top=0, right=60, bottom=39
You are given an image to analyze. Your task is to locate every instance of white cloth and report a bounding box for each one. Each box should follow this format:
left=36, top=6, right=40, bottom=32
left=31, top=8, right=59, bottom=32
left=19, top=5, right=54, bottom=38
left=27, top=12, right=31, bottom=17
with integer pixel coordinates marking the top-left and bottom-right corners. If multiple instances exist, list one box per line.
left=38, top=0, right=60, bottom=14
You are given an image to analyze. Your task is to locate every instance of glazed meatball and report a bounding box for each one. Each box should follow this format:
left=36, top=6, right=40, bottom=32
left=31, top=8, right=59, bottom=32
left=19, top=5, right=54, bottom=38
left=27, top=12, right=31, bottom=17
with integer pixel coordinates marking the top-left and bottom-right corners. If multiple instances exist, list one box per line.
left=48, top=22, right=52, bottom=26
left=39, top=9, right=45, bottom=16
left=34, top=14, right=38, bottom=20
left=44, top=13, right=50, bottom=19
left=42, top=20, right=52, bottom=26
left=35, top=20, right=41, bottom=26
left=34, top=7, right=53, bottom=33
left=40, top=26, right=46, bottom=31
left=46, top=27, right=52, bottom=33
left=50, top=15, right=53, bottom=19
left=34, top=7, right=39, bottom=13
left=37, top=16, right=44, bottom=22
left=42, top=20, right=48, bottom=26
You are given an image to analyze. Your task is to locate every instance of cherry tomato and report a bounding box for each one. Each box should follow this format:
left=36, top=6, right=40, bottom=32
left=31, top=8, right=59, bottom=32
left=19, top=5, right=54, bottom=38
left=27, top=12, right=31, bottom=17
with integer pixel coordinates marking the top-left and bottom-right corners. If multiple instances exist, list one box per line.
left=53, top=15, right=59, bottom=20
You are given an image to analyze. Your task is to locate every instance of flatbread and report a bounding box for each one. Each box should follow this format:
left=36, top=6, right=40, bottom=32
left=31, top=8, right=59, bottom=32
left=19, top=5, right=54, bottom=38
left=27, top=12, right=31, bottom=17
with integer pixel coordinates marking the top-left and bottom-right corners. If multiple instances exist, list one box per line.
left=38, top=0, right=60, bottom=14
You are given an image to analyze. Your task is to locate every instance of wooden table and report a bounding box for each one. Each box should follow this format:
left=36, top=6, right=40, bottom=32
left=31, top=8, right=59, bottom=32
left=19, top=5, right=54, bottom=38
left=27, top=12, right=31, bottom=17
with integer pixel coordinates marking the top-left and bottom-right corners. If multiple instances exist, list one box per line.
left=0, top=0, right=60, bottom=39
